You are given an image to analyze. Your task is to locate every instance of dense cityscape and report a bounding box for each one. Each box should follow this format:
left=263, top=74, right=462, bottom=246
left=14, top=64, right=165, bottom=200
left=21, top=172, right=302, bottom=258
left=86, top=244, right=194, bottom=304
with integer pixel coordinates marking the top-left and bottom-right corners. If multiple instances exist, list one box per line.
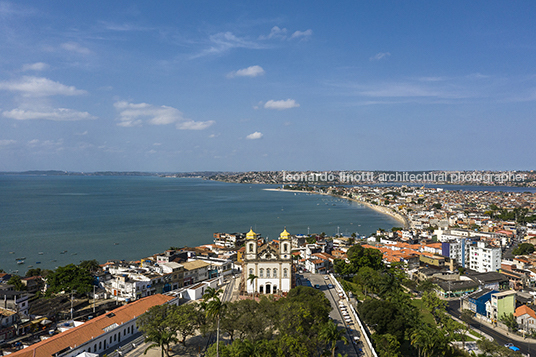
left=2, top=176, right=536, bottom=356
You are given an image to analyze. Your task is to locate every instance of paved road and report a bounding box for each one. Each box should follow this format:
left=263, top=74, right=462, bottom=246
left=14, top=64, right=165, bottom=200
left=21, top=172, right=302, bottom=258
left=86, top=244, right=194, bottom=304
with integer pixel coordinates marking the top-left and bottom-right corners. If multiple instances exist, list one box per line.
left=447, top=300, right=535, bottom=356
left=299, top=272, right=367, bottom=357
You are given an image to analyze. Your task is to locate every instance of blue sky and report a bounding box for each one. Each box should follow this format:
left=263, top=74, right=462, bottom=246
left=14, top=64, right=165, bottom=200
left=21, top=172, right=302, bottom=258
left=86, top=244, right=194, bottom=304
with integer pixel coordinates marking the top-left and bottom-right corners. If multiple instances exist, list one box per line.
left=1, top=1, right=535, bottom=172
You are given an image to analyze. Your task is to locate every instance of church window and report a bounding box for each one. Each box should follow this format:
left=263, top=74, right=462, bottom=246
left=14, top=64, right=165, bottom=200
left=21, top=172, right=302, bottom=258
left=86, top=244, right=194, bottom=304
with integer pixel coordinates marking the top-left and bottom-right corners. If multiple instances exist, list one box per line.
left=284, top=268, right=288, bottom=278
left=248, top=243, right=254, bottom=253
left=273, top=268, right=277, bottom=277
left=266, top=269, right=270, bottom=278
left=259, top=268, right=264, bottom=278
left=249, top=268, right=253, bottom=276
left=283, top=243, right=288, bottom=252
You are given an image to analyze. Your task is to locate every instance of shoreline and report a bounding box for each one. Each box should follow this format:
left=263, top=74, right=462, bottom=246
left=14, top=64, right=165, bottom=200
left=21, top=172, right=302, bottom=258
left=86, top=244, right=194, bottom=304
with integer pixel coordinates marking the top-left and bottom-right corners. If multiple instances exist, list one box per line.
left=263, top=188, right=409, bottom=228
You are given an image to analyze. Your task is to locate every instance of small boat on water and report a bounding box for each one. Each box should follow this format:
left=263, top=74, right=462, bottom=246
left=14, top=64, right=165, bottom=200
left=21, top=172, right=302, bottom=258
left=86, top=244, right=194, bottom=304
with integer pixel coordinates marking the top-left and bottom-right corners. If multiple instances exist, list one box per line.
left=38, top=252, right=44, bottom=255
left=15, top=257, right=26, bottom=260
left=71, top=253, right=77, bottom=256
left=17, top=260, right=25, bottom=265
left=60, top=250, right=67, bottom=254
left=36, top=261, right=41, bottom=264
left=27, top=265, right=33, bottom=268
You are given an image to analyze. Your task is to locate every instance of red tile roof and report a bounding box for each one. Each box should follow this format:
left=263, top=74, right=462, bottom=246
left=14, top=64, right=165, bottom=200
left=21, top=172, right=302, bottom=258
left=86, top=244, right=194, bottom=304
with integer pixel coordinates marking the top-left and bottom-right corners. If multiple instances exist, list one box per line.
left=10, top=294, right=174, bottom=357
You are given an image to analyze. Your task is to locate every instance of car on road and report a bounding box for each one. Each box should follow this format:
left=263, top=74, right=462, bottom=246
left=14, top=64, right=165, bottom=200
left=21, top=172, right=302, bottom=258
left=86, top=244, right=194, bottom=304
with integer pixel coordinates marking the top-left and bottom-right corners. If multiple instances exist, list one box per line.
left=327, top=284, right=334, bottom=289
left=504, top=343, right=520, bottom=351
left=314, top=284, right=320, bottom=289
left=324, top=275, right=329, bottom=280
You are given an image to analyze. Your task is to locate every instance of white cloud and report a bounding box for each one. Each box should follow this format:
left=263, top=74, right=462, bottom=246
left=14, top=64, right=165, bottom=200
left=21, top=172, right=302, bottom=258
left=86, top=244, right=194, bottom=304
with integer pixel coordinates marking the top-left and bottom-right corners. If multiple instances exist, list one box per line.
left=259, top=26, right=288, bottom=40
left=176, top=120, right=215, bottom=130
left=0, top=76, right=87, bottom=97
left=22, top=62, right=49, bottom=71
left=290, top=29, right=313, bottom=40
left=193, top=32, right=265, bottom=58
left=3, top=108, right=96, bottom=121
left=61, top=42, right=92, bottom=55
left=264, top=99, right=300, bottom=110
left=114, top=101, right=214, bottom=130
left=227, top=65, right=265, bottom=78
left=246, top=131, right=263, bottom=140
left=0, top=139, right=17, bottom=146
left=370, top=52, right=391, bottom=61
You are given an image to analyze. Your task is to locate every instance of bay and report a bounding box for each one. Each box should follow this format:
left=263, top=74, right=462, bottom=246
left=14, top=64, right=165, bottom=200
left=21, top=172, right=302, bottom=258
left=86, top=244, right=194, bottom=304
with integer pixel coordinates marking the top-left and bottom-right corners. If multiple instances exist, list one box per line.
left=0, top=176, right=400, bottom=274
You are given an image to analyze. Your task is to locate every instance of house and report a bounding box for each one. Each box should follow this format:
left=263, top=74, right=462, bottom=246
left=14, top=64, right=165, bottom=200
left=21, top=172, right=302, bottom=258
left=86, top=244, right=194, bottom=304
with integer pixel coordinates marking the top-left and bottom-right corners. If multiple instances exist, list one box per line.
left=463, top=289, right=497, bottom=316
left=434, top=277, right=479, bottom=298
left=514, top=305, right=536, bottom=333
left=467, top=271, right=509, bottom=291
left=182, top=260, right=210, bottom=286
left=486, top=290, right=516, bottom=323
left=8, top=294, right=178, bottom=357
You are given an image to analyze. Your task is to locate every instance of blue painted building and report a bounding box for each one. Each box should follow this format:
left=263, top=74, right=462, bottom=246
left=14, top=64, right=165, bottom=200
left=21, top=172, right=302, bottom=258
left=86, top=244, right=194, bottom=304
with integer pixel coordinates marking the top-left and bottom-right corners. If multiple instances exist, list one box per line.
left=465, top=288, right=497, bottom=316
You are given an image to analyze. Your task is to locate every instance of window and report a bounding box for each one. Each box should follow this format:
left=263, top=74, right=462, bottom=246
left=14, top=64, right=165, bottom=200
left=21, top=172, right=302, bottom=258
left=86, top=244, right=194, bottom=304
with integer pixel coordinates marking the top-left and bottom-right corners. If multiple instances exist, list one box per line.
left=259, top=268, right=264, bottom=278
left=94, top=345, right=97, bottom=352
left=266, top=269, right=270, bottom=278
left=283, top=243, right=288, bottom=253
left=249, top=268, right=253, bottom=276
left=249, top=243, right=254, bottom=253
left=273, top=268, right=277, bottom=278
left=99, top=342, right=102, bottom=350
left=284, top=268, right=288, bottom=278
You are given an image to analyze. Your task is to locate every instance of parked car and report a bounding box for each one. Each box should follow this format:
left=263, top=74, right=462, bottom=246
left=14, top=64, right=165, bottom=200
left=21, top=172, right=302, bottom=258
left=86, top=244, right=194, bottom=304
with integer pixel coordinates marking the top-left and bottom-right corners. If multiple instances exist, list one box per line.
left=314, top=284, right=320, bottom=289
left=504, top=343, right=520, bottom=351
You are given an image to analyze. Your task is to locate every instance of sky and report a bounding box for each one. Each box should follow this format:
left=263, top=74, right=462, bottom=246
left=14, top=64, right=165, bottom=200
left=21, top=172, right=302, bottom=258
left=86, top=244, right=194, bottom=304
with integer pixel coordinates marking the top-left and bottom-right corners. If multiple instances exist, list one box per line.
left=0, top=1, right=535, bottom=172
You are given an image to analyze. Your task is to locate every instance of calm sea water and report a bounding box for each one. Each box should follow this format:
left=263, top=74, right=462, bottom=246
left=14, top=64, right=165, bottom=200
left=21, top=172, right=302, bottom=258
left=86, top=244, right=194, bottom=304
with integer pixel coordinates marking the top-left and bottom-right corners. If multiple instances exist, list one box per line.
left=2, top=176, right=534, bottom=274
left=0, top=176, right=401, bottom=274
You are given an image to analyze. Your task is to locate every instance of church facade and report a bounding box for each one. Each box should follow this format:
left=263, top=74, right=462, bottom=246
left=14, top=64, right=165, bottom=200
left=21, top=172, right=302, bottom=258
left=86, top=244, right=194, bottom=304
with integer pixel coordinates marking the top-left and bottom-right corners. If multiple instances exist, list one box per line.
left=243, top=228, right=293, bottom=295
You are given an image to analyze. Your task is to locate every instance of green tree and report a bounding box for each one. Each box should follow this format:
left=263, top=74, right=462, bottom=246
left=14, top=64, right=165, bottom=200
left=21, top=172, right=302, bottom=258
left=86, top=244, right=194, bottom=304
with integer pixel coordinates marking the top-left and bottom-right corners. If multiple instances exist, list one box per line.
left=202, top=287, right=226, bottom=357
left=247, top=274, right=258, bottom=295
left=46, top=264, right=93, bottom=295
left=7, top=275, right=26, bottom=291
left=459, top=309, right=474, bottom=350
left=417, top=279, right=436, bottom=294
left=372, top=333, right=401, bottom=357
left=422, top=291, right=447, bottom=324
left=499, top=312, right=518, bottom=332
left=79, top=259, right=100, bottom=273
left=169, top=304, right=201, bottom=345
left=512, top=243, right=534, bottom=256
left=137, top=304, right=178, bottom=357
left=410, top=324, right=450, bottom=357
left=319, top=320, right=348, bottom=357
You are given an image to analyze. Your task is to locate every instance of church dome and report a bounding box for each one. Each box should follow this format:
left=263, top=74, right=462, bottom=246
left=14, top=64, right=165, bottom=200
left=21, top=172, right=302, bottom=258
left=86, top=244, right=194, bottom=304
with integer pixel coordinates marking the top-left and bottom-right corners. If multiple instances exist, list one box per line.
left=280, top=228, right=290, bottom=240
left=246, top=228, right=257, bottom=240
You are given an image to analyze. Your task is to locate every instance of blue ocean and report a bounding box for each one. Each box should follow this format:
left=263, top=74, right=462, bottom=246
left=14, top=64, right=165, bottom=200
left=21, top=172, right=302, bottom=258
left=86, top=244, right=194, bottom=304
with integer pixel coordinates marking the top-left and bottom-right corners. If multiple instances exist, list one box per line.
left=1, top=176, right=400, bottom=273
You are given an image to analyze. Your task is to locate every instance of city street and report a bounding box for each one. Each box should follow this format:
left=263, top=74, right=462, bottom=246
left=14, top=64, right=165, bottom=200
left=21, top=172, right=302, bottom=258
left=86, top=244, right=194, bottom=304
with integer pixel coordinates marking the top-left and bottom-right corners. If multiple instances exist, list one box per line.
left=447, top=300, right=535, bottom=356
left=298, top=272, right=369, bottom=357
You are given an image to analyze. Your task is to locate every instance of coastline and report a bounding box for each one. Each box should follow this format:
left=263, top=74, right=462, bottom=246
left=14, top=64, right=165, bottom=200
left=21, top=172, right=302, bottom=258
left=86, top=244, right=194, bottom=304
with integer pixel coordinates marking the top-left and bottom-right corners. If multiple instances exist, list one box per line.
left=263, top=188, right=409, bottom=228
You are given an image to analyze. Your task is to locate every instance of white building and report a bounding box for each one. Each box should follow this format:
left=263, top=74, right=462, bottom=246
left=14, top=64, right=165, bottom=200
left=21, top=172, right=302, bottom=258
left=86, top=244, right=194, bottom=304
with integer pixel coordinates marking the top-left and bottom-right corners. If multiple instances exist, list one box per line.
left=244, top=229, right=293, bottom=295
left=469, top=241, right=502, bottom=273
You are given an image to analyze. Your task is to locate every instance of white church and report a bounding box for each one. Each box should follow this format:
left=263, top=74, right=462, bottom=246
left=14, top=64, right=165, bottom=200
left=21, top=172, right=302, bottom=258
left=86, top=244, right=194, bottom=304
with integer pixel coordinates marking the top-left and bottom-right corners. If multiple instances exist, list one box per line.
left=243, top=228, right=294, bottom=295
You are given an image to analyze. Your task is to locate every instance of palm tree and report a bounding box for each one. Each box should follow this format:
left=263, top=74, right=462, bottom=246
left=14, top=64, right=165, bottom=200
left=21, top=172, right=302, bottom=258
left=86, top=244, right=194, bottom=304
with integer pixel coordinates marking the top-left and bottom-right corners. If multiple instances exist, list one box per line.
left=203, top=287, right=226, bottom=357
left=319, top=320, right=348, bottom=357
left=248, top=274, right=258, bottom=296
left=143, top=329, right=177, bottom=357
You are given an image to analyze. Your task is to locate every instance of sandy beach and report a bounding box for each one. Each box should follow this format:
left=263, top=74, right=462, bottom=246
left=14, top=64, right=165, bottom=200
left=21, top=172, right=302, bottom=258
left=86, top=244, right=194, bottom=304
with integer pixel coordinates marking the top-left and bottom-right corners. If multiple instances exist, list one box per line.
left=263, top=187, right=409, bottom=228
